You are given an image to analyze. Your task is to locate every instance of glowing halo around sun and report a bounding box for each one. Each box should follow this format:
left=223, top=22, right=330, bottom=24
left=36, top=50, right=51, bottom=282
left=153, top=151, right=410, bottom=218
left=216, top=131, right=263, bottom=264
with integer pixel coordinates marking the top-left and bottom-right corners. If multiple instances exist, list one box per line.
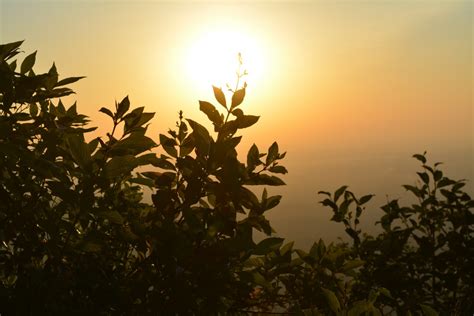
left=184, top=28, right=266, bottom=93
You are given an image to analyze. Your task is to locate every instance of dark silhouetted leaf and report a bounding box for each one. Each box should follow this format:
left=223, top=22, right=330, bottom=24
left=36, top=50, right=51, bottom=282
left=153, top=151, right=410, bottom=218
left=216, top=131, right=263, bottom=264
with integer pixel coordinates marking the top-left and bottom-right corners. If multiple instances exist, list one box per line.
left=199, top=100, right=223, bottom=127
left=116, top=96, right=130, bottom=119
left=99, top=107, right=114, bottom=119
left=231, top=87, right=245, bottom=109
left=254, top=237, right=284, bottom=255
left=236, top=115, right=259, bottom=129
left=20, top=51, right=36, bottom=74
left=212, top=86, right=227, bottom=109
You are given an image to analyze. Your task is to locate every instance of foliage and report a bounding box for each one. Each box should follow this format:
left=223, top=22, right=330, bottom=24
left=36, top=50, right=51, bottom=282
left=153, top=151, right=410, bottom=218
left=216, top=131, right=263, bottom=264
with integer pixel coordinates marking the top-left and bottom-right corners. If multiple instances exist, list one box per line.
left=1, top=41, right=472, bottom=315
left=319, top=153, right=474, bottom=315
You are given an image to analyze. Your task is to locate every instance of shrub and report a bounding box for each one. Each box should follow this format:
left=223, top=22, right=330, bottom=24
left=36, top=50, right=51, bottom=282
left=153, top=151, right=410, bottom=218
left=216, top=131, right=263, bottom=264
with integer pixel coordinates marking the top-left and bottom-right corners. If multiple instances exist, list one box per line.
left=1, top=41, right=472, bottom=315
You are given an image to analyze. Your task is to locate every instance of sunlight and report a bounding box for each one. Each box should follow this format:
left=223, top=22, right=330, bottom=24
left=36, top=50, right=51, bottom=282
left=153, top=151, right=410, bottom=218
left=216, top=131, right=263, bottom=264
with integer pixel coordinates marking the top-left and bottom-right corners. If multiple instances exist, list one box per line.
left=184, top=28, right=265, bottom=92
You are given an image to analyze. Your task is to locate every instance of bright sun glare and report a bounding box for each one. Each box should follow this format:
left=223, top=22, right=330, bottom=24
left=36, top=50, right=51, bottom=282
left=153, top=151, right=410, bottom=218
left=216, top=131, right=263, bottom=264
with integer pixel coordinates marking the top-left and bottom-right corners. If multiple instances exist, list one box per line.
left=184, top=28, right=265, bottom=92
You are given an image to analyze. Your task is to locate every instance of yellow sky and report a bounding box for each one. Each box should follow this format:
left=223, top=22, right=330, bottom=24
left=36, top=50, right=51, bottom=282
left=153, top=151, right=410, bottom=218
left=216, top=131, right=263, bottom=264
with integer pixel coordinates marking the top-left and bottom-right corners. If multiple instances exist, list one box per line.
left=1, top=0, right=472, bottom=245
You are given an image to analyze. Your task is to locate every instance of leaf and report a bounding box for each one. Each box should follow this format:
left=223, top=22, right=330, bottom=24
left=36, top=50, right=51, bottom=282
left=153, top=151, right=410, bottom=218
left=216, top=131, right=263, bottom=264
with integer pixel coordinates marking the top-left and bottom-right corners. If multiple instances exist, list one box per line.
left=348, top=301, right=371, bottom=316
left=199, top=101, right=223, bottom=127
left=212, top=86, right=227, bottom=109
left=9, top=59, right=17, bottom=71
left=236, top=115, right=259, bottom=129
left=266, top=142, right=279, bottom=165
left=29, top=102, right=38, bottom=117
left=247, top=144, right=260, bottom=171
left=0, top=40, right=23, bottom=60
left=359, top=194, right=374, bottom=205
left=280, top=241, right=294, bottom=256
left=321, top=288, right=341, bottom=314
left=417, top=172, right=430, bottom=184
left=334, top=185, right=348, bottom=202
left=246, top=174, right=285, bottom=186
left=265, top=195, right=282, bottom=210
left=252, top=271, right=270, bottom=288
left=420, top=304, right=438, bottom=316
left=232, top=108, right=244, bottom=117
left=99, top=107, right=114, bottom=119
left=254, top=237, right=284, bottom=255
left=105, top=155, right=137, bottom=178
left=116, top=96, right=130, bottom=119
left=65, top=134, right=91, bottom=169
left=187, top=119, right=212, bottom=154
left=159, top=134, right=178, bottom=158
left=20, top=51, right=36, bottom=74
left=342, top=259, right=365, bottom=271
left=413, top=153, right=427, bottom=164
left=129, top=176, right=155, bottom=187
left=268, top=165, right=287, bottom=174
left=231, top=87, right=245, bottom=109
left=44, top=63, right=58, bottom=90
left=99, top=211, right=124, bottom=225
left=55, top=76, right=85, bottom=87
left=82, top=242, right=102, bottom=253
left=111, top=132, right=157, bottom=156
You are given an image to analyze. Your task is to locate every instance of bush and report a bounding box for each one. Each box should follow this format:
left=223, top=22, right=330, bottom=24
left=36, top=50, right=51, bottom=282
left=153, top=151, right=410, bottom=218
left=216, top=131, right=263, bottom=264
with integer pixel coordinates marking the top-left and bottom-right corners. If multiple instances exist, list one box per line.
left=1, top=41, right=472, bottom=315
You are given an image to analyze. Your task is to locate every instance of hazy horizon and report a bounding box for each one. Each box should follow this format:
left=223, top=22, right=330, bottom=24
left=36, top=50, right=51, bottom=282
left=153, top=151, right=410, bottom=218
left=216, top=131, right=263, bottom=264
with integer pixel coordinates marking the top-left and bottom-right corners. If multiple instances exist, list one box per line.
left=1, top=0, right=472, bottom=247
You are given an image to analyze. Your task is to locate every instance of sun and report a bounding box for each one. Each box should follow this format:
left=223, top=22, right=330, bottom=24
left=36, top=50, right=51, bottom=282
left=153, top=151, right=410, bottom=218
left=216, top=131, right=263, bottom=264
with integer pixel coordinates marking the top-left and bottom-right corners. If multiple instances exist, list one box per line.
left=184, top=27, right=265, bottom=93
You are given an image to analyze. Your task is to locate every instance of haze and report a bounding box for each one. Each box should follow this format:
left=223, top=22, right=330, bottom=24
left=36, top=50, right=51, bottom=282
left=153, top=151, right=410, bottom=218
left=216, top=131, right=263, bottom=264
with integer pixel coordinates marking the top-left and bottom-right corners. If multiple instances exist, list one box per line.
left=1, top=0, right=472, bottom=247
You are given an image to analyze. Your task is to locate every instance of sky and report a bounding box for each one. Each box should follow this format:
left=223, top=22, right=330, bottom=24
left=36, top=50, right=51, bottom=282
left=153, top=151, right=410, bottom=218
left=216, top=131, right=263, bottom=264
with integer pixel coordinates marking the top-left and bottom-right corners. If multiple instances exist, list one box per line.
left=1, top=0, right=472, bottom=247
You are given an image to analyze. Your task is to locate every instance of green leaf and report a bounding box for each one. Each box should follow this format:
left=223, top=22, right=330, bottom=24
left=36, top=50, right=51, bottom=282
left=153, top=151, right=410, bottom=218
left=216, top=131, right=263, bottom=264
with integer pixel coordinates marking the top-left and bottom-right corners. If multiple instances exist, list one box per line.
left=321, top=288, right=341, bottom=314
left=20, top=51, right=36, bottom=74
left=280, top=241, right=294, bottom=256
left=212, top=85, right=227, bottom=109
left=252, top=271, right=270, bottom=288
left=348, top=301, right=371, bottom=316
left=231, top=87, right=245, bottom=109
left=254, top=237, right=284, bottom=255
left=199, top=100, right=223, bottom=127
left=420, top=304, right=438, bottom=316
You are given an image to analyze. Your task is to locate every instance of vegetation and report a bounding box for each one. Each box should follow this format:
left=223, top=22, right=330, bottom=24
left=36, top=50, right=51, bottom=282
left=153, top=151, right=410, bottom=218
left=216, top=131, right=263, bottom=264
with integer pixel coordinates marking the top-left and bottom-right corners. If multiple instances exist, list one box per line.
left=1, top=41, right=472, bottom=315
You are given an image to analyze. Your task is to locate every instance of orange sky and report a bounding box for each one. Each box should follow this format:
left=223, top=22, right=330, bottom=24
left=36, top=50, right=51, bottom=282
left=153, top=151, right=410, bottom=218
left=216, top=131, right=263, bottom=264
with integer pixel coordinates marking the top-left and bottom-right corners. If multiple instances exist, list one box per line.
left=1, top=0, right=472, bottom=245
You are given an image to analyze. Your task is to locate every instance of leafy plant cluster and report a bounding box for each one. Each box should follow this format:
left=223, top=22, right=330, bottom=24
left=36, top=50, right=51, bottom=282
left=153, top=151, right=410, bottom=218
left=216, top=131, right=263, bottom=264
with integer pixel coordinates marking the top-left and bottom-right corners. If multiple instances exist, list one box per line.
left=1, top=41, right=472, bottom=315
